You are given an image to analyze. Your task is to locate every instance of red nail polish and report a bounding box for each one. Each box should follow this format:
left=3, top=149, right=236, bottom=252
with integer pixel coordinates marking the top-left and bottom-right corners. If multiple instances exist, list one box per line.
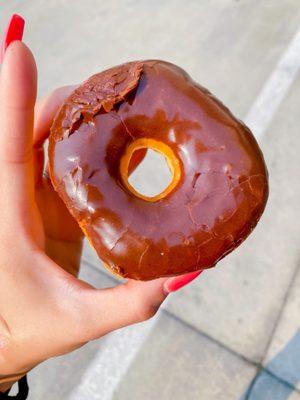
left=164, top=270, right=202, bottom=294
left=0, top=14, right=25, bottom=63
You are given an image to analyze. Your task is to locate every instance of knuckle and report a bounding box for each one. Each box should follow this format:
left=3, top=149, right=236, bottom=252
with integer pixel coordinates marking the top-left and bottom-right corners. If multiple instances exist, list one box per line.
left=134, top=301, right=159, bottom=322
left=51, top=86, right=67, bottom=97
left=48, top=87, right=64, bottom=104
left=50, top=85, right=77, bottom=102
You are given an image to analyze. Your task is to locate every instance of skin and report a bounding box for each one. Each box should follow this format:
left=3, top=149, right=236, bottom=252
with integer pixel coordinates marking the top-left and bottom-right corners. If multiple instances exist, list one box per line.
left=0, top=41, right=178, bottom=392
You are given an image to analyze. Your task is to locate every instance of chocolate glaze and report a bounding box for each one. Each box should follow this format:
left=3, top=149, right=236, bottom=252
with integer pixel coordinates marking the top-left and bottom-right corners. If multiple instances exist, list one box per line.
left=49, top=60, right=268, bottom=280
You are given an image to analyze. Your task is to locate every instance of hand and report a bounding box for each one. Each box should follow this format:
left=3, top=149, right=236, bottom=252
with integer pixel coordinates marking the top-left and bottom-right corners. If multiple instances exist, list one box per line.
left=0, top=36, right=201, bottom=393
left=0, top=41, right=169, bottom=392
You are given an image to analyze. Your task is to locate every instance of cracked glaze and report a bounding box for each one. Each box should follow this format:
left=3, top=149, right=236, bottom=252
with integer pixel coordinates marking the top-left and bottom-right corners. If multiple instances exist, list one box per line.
left=49, top=60, right=268, bottom=280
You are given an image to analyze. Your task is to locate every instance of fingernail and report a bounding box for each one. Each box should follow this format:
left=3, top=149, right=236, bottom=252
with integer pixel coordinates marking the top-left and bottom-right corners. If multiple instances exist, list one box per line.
left=163, top=270, right=202, bottom=294
left=0, top=14, right=25, bottom=63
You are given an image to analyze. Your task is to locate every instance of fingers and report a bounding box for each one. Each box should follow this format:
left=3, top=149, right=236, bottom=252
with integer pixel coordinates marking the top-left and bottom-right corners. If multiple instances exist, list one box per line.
left=34, top=85, right=77, bottom=147
left=0, top=41, right=36, bottom=164
left=80, top=278, right=168, bottom=340
left=75, top=269, right=204, bottom=341
left=0, top=41, right=37, bottom=208
left=163, top=271, right=202, bottom=293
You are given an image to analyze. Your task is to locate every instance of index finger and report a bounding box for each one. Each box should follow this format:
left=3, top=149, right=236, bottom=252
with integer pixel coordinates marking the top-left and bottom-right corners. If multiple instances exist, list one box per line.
left=0, top=41, right=37, bottom=164
left=0, top=41, right=37, bottom=212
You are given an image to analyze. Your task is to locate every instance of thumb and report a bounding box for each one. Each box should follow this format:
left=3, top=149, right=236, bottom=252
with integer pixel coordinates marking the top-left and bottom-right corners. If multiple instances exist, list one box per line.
left=80, top=278, right=168, bottom=341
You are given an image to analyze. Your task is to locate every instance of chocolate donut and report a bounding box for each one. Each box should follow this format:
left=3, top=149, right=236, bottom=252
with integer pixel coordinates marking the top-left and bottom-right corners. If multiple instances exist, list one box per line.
left=49, top=60, right=268, bottom=280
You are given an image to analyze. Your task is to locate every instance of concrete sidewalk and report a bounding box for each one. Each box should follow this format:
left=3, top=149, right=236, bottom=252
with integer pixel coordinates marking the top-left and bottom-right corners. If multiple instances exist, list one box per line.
left=1, top=1, right=300, bottom=399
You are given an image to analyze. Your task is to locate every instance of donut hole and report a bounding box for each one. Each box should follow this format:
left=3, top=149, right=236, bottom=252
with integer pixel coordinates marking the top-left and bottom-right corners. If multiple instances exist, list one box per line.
left=128, top=149, right=173, bottom=198
left=120, top=138, right=181, bottom=202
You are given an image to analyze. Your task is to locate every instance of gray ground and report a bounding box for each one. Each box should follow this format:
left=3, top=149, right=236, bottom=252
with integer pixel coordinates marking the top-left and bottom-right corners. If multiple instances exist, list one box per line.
left=1, top=1, right=300, bottom=399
